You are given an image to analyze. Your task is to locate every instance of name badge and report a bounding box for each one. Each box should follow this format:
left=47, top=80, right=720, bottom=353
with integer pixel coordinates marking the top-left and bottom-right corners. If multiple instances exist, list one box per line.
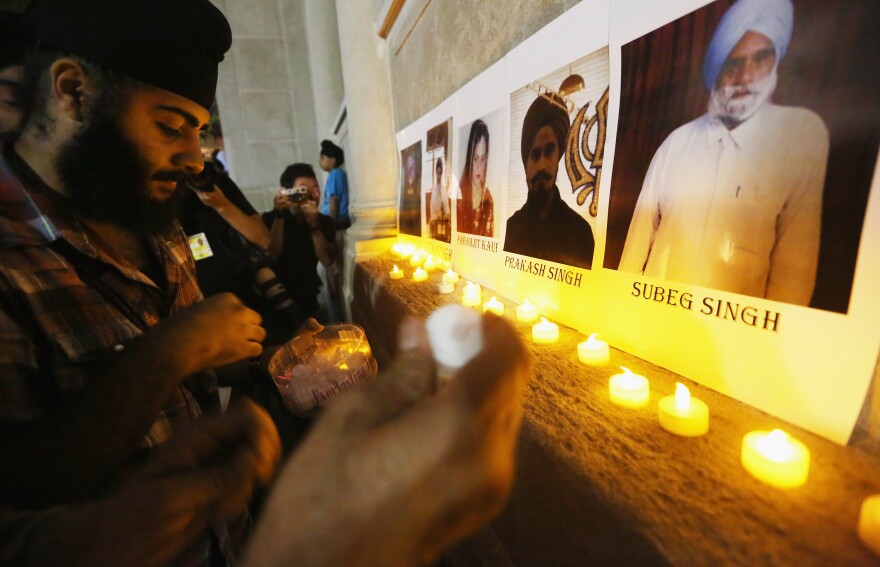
left=187, top=232, right=214, bottom=261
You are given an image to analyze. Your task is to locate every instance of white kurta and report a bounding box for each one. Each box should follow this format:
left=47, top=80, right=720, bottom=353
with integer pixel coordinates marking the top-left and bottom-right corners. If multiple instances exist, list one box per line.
left=619, top=104, right=828, bottom=305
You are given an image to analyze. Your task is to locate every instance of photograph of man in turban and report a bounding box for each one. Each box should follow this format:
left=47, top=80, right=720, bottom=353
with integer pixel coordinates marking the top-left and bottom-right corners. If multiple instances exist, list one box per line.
left=607, top=0, right=879, bottom=313
left=503, top=92, right=595, bottom=269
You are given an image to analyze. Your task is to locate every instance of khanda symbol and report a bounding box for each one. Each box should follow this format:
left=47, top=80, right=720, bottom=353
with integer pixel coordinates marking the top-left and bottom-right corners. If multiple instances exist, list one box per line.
left=565, top=86, right=609, bottom=217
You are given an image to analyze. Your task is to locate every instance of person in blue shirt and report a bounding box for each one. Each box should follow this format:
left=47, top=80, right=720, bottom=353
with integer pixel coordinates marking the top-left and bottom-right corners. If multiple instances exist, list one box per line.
left=318, top=139, right=350, bottom=229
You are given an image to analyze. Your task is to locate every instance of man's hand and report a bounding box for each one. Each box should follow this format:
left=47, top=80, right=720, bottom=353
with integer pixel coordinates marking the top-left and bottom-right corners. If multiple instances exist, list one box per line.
left=273, top=190, right=292, bottom=213
left=190, top=185, right=232, bottom=212
left=155, top=293, right=266, bottom=375
left=300, top=201, right=321, bottom=228
left=245, top=314, right=531, bottom=567
left=27, top=400, right=282, bottom=567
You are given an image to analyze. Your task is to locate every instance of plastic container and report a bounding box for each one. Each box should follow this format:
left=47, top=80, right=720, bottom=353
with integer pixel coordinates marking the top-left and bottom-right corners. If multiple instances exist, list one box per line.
left=268, top=324, right=378, bottom=415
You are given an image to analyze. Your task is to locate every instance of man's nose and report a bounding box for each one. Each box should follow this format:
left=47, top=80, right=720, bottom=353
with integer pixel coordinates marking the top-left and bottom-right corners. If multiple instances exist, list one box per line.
left=173, top=134, right=205, bottom=173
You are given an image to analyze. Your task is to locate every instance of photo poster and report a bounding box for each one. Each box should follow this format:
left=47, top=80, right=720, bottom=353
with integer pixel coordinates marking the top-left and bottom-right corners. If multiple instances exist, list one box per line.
left=590, top=0, right=880, bottom=444
left=424, top=118, right=453, bottom=246
left=446, top=59, right=508, bottom=291
left=397, top=135, right=422, bottom=238
left=391, top=0, right=880, bottom=444
left=494, top=0, right=611, bottom=329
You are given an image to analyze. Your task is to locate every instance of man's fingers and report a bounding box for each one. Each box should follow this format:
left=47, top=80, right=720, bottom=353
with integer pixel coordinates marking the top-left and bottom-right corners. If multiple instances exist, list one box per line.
left=146, top=400, right=281, bottom=483
left=444, top=314, right=531, bottom=413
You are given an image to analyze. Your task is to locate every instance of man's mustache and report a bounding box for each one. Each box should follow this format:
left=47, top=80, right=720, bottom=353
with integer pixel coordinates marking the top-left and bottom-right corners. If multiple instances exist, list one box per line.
left=529, top=171, right=552, bottom=185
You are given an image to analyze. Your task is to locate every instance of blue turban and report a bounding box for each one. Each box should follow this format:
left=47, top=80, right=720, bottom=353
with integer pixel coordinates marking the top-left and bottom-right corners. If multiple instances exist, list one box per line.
left=702, top=0, right=794, bottom=91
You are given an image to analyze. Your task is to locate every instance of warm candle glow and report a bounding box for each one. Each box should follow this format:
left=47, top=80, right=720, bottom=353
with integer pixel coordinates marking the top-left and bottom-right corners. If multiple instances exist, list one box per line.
left=438, top=281, right=455, bottom=294
left=389, top=265, right=404, bottom=280
left=412, top=267, right=428, bottom=282
left=674, top=382, right=690, bottom=411
left=577, top=333, right=610, bottom=365
left=409, top=251, right=426, bottom=267
left=516, top=300, right=539, bottom=323
left=442, top=269, right=460, bottom=285
left=482, top=296, right=505, bottom=316
left=658, top=382, right=709, bottom=437
left=608, top=366, right=650, bottom=408
left=461, top=282, right=481, bottom=307
left=859, top=495, right=880, bottom=558
left=423, top=256, right=438, bottom=271
left=741, top=429, right=810, bottom=488
left=531, top=317, right=559, bottom=344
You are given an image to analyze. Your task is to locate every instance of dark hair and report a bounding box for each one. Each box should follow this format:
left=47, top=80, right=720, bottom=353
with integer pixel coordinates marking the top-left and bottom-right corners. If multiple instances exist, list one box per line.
left=320, top=139, right=344, bottom=166
left=280, top=163, right=317, bottom=188
left=460, top=119, right=489, bottom=190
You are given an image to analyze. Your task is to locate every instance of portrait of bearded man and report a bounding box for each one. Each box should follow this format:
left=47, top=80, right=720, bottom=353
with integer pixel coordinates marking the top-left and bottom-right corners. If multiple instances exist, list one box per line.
left=617, top=0, right=830, bottom=306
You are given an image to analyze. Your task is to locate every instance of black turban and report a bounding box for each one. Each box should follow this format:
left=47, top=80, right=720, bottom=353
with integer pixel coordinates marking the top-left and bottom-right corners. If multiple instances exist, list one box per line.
left=24, top=0, right=232, bottom=111
left=520, top=94, right=569, bottom=166
left=0, top=11, right=33, bottom=71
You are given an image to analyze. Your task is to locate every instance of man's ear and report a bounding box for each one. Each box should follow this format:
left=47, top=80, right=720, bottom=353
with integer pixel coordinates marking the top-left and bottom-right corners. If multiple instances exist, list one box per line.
left=49, top=58, right=92, bottom=122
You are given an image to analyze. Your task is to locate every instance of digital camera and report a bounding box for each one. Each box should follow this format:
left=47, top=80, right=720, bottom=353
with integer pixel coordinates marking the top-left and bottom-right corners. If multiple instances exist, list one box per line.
left=281, top=185, right=309, bottom=203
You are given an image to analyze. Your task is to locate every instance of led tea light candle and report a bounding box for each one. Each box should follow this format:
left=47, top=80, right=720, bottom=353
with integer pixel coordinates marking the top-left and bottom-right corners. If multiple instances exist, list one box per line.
left=412, top=266, right=428, bottom=282
left=426, top=304, right=483, bottom=383
left=482, top=296, right=505, bottom=316
left=577, top=333, right=610, bottom=365
left=391, top=242, right=405, bottom=257
left=609, top=366, right=650, bottom=408
left=658, top=383, right=709, bottom=437
left=741, top=429, right=810, bottom=488
left=442, top=269, right=459, bottom=286
left=423, top=255, right=438, bottom=271
left=858, top=495, right=880, bottom=557
left=461, top=282, right=482, bottom=307
left=531, top=317, right=559, bottom=344
left=438, top=281, right=455, bottom=294
left=516, top=300, right=539, bottom=323
left=389, top=265, right=404, bottom=280
left=409, top=251, right=426, bottom=267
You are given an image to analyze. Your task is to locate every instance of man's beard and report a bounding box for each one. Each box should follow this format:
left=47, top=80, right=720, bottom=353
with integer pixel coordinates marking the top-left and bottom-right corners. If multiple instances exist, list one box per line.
left=525, top=172, right=555, bottom=213
left=709, top=67, right=777, bottom=129
left=55, top=95, right=185, bottom=238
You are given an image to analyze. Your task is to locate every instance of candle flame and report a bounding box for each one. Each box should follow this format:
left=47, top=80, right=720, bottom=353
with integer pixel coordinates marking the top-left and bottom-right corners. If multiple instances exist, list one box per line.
left=756, top=429, right=797, bottom=462
left=616, top=367, right=644, bottom=390
left=674, top=382, right=691, bottom=411
left=392, top=265, right=399, bottom=271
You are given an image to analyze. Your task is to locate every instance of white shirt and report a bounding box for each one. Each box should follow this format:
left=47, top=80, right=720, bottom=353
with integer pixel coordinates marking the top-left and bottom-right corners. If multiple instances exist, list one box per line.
left=619, top=104, right=829, bottom=305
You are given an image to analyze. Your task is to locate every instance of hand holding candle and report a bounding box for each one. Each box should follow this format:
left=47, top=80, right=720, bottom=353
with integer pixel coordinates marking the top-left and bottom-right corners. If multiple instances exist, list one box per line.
left=609, top=366, right=649, bottom=408
left=531, top=317, right=559, bottom=344
left=516, top=300, right=539, bottom=323
left=658, top=383, right=709, bottom=436
left=741, top=429, right=810, bottom=488
left=577, top=333, right=610, bottom=365
left=389, top=265, right=404, bottom=280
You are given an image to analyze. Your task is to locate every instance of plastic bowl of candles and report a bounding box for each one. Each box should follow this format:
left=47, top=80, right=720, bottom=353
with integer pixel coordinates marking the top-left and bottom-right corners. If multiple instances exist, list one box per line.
left=268, top=323, right=378, bottom=415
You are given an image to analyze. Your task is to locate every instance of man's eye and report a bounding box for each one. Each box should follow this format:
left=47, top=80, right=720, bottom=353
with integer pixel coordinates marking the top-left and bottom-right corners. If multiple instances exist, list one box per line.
left=157, top=122, right=182, bottom=137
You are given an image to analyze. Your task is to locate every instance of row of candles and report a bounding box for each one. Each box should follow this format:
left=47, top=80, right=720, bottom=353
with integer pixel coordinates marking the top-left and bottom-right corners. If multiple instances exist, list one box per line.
left=388, top=242, right=880, bottom=555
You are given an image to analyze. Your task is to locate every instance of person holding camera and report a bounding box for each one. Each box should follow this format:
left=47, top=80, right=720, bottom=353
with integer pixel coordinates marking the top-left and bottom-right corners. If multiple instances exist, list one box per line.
left=263, top=163, right=336, bottom=320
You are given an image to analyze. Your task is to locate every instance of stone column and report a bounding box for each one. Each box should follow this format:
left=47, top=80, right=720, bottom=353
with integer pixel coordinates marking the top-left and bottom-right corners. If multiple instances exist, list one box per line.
left=303, top=0, right=345, bottom=142
left=334, top=0, right=399, bottom=320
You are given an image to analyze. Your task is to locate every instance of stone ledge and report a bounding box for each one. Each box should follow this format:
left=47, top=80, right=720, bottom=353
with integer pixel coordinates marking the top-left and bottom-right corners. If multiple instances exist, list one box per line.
left=352, top=254, right=880, bottom=566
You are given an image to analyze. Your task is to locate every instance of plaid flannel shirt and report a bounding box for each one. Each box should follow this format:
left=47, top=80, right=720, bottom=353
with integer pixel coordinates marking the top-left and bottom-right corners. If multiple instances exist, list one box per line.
left=0, top=150, right=241, bottom=566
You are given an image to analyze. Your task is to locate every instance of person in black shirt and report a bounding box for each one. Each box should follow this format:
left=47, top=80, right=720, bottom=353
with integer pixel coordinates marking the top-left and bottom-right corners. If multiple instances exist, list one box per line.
left=262, top=163, right=336, bottom=319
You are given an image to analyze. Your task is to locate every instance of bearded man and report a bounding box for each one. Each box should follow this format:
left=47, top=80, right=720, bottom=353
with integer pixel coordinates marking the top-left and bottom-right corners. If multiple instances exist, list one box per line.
left=503, top=93, right=595, bottom=269
left=0, top=0, right=271, bottom=564
left=618, top=0, right=829, bottom=305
